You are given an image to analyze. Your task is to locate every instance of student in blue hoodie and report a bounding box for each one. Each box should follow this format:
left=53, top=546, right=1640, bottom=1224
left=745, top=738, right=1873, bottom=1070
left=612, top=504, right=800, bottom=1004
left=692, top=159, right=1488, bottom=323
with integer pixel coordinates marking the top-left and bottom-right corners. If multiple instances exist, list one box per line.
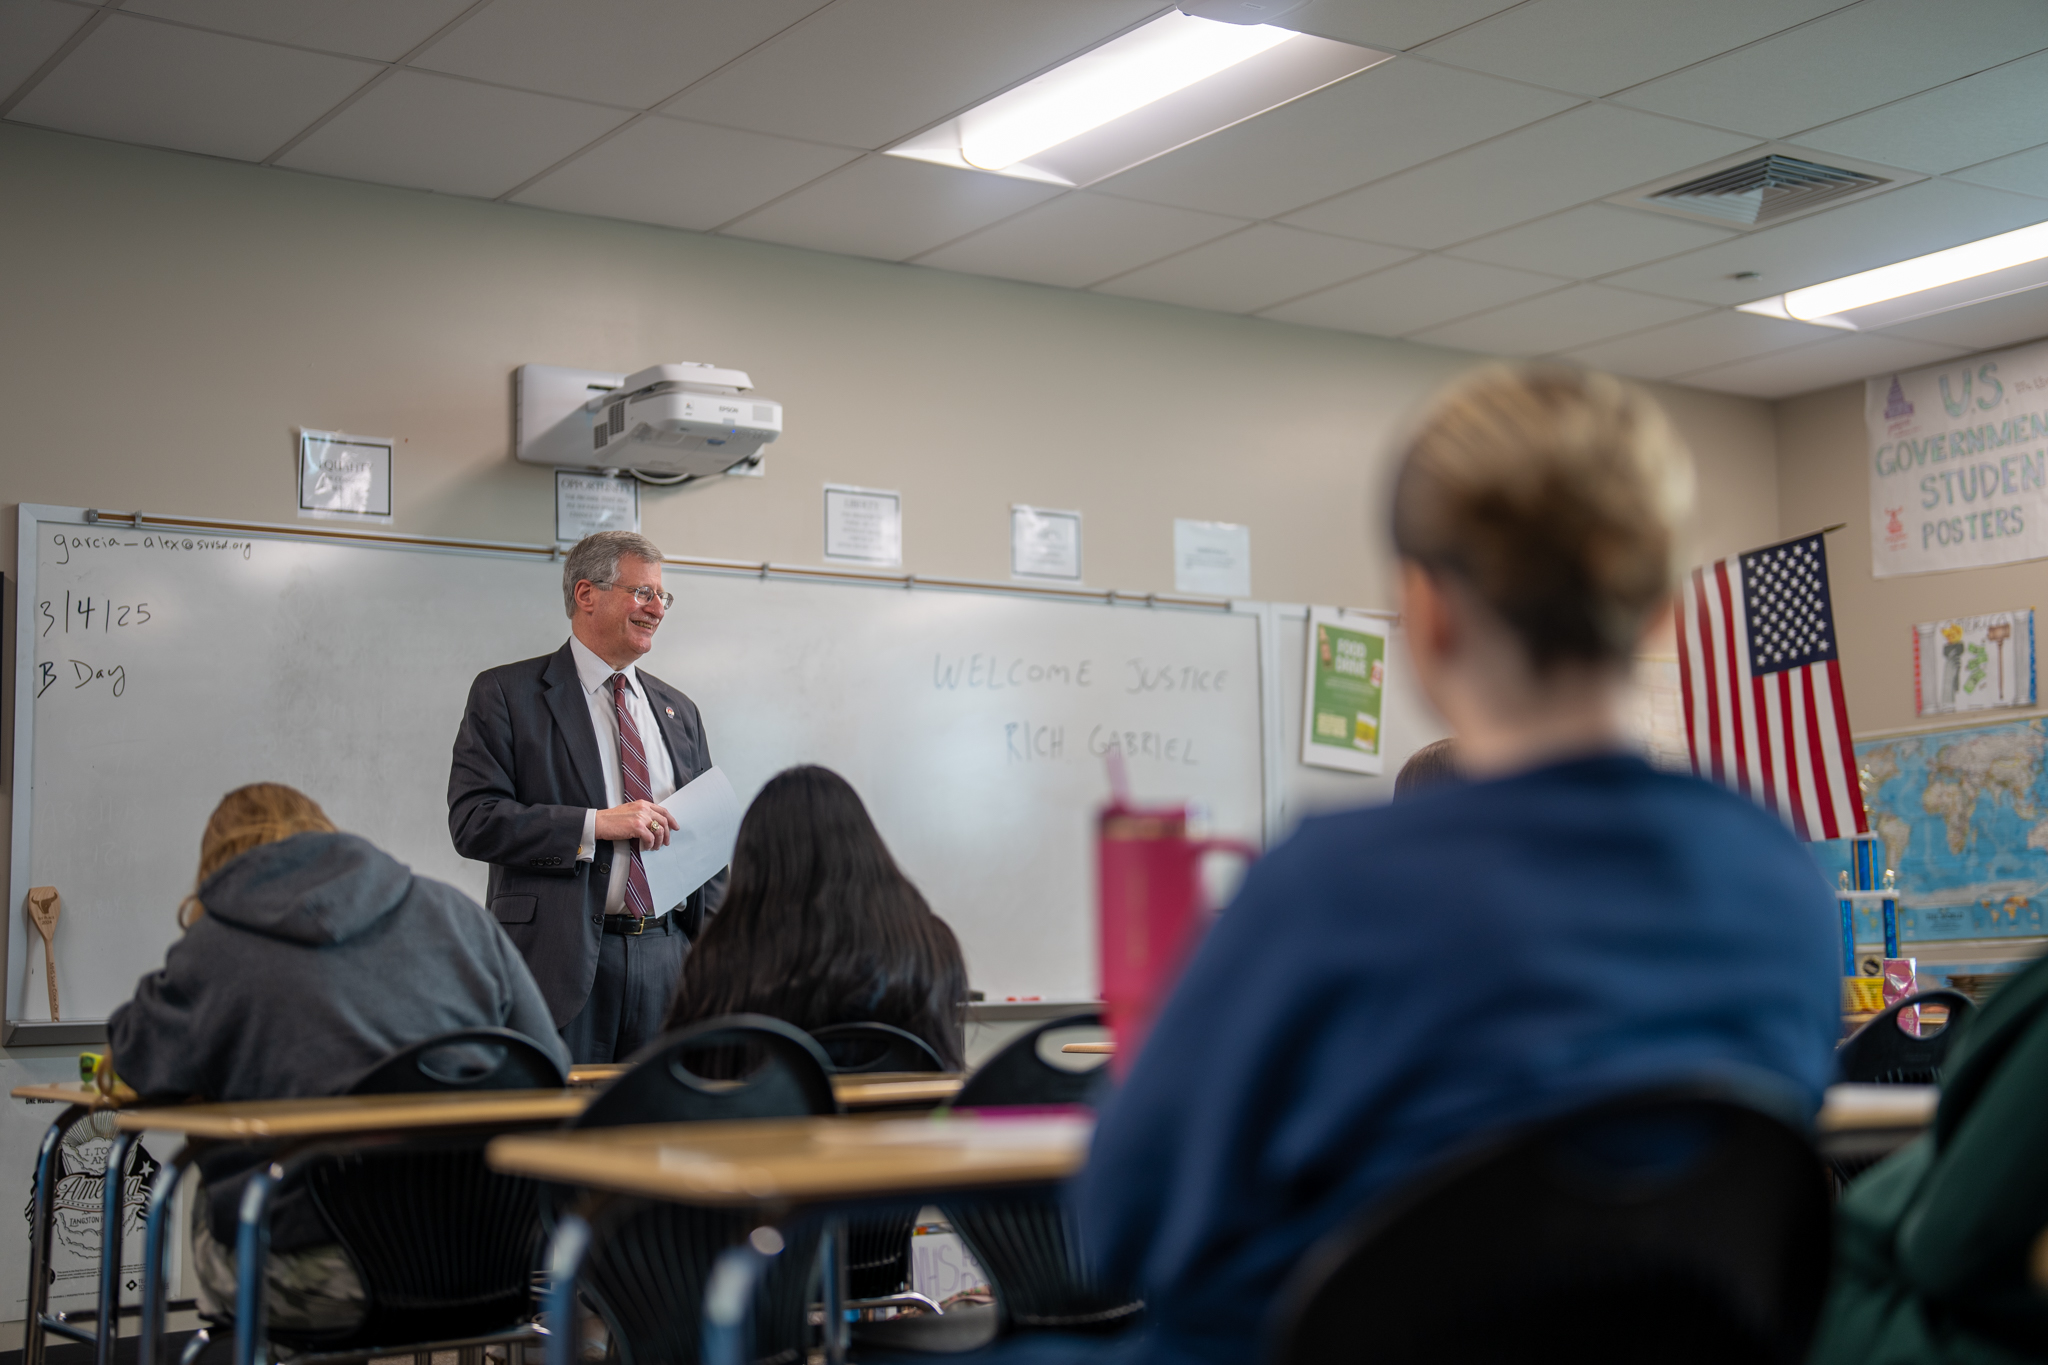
left=110, top=782, right=569, bottom=1332
left=1013, top=367, right=1841, bottom=1365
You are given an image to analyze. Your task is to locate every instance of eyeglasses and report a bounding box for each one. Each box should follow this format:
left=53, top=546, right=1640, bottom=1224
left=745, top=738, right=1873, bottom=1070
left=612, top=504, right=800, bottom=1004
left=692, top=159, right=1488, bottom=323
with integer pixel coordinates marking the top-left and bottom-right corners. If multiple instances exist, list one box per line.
left=601, top=583, right=674, bottom=609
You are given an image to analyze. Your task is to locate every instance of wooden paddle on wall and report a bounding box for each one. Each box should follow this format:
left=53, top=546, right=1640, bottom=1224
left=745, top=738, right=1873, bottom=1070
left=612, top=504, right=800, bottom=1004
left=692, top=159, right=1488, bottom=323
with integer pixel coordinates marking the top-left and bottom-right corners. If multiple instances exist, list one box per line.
left=25, top=887, right=60, bottom=1022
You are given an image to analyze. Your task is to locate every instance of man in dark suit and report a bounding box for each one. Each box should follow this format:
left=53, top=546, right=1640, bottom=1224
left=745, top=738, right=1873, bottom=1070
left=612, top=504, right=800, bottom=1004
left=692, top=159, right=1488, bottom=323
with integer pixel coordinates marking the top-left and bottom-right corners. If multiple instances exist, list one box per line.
left=448, top=530, right=726, bottom=1062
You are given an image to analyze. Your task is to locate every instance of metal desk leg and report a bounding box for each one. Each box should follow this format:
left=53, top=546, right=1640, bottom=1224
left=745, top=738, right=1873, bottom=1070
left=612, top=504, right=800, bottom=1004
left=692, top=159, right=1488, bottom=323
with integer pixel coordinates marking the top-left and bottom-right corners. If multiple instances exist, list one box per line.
left=541, top=1211, right=593, bottom=1365
left=95, top=1131, right=138, bottom=1365
left=703, top=1229, right=783, bottom=1365
left=24, top=1104, right=90, bottom=1365
left=821, top=1219, right=848, bottom=1365
left=233, top=1164, right=281, bottom=1365
left=137, top=1144, right=195, bottom=1365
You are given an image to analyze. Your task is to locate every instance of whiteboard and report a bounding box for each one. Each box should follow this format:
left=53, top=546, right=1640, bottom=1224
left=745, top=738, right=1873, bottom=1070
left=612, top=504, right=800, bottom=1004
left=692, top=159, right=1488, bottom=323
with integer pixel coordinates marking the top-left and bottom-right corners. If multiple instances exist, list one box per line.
left=9, top=506, right=1267, bottom=1035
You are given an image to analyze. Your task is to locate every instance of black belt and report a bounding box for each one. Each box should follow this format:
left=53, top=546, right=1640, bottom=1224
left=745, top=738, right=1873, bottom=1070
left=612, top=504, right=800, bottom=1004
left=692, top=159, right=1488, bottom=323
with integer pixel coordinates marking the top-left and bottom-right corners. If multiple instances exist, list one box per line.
left=603, top=911, right=673, bottom=936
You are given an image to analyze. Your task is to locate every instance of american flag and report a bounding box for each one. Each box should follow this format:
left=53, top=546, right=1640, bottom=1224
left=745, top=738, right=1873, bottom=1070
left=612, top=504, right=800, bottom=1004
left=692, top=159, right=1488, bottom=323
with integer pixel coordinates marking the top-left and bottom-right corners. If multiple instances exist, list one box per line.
left=1676, top=533, right=1868, bottom=842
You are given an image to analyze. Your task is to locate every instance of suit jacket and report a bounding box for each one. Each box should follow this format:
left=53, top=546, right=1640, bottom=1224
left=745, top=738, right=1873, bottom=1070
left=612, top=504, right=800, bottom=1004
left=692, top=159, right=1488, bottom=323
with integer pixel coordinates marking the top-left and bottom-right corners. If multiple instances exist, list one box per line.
left=447, top=641, right=727, bottom=1026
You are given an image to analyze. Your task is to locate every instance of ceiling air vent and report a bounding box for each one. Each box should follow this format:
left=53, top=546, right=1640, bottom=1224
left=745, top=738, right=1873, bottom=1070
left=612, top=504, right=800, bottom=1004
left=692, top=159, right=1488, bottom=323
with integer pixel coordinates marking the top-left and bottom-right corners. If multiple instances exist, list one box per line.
left=1647, top=155, right=1885, bottom=226
left=1613, top=147, right=1915, bottom=231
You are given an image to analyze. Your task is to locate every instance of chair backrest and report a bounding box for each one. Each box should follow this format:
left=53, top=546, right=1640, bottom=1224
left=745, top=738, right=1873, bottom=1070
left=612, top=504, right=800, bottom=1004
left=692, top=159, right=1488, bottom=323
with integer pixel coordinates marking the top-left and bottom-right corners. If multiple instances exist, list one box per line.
left=956, top=1013, right=1108, bottom=1108
left=1268, top=1084, right=1833, bottom=1365
left=295, top=1029, right=566, bottom=1348
left=1837, top=989, right=1975, bottom=1086
left=575, top=1014, right=839, bottom=1129
left=344, top=1026, right=566, bottom=1095
left=810, top=1021, right=946, bottom=1074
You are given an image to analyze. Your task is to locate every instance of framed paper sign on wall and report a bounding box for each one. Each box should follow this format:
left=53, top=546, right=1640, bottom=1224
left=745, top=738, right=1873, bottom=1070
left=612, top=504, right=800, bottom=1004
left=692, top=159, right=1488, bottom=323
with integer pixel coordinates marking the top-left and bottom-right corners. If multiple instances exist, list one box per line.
left=297, top=429, right=392, bottom=524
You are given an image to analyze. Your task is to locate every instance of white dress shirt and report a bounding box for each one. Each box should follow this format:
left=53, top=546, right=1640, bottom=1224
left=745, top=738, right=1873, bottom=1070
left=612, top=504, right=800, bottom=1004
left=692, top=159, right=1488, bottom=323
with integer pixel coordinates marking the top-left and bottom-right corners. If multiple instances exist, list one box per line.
left=568, top=635, right=678, bottom=916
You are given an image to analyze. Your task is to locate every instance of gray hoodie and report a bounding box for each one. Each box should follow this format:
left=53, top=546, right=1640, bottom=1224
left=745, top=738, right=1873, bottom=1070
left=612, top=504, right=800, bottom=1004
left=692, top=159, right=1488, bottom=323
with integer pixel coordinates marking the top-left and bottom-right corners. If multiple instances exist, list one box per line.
left=110, top=831, right=570, bottom=1249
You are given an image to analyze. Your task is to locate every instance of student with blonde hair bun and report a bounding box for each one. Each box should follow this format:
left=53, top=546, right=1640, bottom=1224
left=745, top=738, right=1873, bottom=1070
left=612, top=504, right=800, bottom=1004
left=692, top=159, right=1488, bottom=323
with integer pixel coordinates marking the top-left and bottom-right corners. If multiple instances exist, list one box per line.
left=1046, top=367, right=1841, bottom=1365
left=111, top=782, right=566, bottom=1332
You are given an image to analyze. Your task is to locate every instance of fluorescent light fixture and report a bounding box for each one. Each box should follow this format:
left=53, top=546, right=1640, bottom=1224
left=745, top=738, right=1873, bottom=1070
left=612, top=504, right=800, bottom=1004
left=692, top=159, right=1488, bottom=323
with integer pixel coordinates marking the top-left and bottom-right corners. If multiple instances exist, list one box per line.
left=1738, top=218, right=2048, bottom=330
left=888, top=14, right=1387, bottom=188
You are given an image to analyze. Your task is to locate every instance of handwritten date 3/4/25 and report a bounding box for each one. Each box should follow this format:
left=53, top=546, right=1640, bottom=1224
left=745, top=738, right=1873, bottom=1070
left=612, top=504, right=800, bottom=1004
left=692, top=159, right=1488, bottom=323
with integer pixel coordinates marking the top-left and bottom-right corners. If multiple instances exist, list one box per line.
left=35, top=660, right=126, bottom=699
left=40, top=593, right=151, bottom=636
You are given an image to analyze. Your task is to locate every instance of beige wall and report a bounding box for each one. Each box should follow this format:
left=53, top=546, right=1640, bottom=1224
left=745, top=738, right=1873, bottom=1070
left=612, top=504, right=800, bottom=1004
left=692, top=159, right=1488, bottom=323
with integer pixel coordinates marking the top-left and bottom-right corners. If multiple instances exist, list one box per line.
left=0, top=120, right=1778, bottom=916
left=1779, top=377, right=2048, bottom=736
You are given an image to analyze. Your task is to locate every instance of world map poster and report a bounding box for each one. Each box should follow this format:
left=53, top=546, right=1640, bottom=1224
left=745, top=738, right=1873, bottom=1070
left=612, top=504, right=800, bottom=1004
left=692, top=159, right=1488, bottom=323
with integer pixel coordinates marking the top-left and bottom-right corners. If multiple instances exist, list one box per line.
left=1814, top=715, right=2048, bottom=953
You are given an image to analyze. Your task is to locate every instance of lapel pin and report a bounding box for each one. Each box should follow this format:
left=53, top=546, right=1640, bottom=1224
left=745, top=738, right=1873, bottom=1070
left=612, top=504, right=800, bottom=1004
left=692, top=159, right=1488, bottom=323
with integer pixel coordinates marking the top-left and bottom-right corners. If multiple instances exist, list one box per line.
left=666, top=706, right=675, bottom=717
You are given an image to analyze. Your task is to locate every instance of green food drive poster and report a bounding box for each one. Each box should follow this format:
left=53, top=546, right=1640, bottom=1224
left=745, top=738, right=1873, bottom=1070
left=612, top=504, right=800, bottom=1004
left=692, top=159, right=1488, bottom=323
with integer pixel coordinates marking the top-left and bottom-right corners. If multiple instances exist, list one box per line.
left=1302, top=606, right=1388, bottom=775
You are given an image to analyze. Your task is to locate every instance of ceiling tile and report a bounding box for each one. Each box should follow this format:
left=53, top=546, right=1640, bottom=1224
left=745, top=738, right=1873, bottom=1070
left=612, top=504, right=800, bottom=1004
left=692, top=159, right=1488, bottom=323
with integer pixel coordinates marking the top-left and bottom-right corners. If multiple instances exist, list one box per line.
left=1877, top=289, right=2048, bottom=353
left=8, top=12, right=378, bottom=162
left=1559, top=310, right=1823, bottom=380
left=1280, top=104, right=1752, bottom=249
left=1446, top=203, right=1736, bottom=279
left=277, top=69, right=630, bottom=199
left=1416, top=0, right=1841, bottom=98
left=1602, top=179, right=2048, bottom=306
left=412, top=0, right=828, bottom=112
left=1408, top=284, right=1707, bottom=355
left=512, top=115, right=858, bottom=232
left=1094, top=225, right=1412, bottom=313
left=1797, top=51, right=2048, bottom=175
left=722, top=155, right=1061, bottom=262
left=122, top=0, right=473, bottom=62
left=1094, top=58, right=1578, bottom=221
left=1613, top=0, right=2048, bottom=139
left=1952, top=142, right=2048, bottom=200
left=915, top=194, right=1245, bottom=289
left=659, top=0, right=1160, bottom=150
left=1680, top=334, right=1969, bottom=399
left=1260, top=255, right=1566, bottom=336
left=2, top=3, right=92, bottom=102
left=1283, top=0, right=1524, bottom=52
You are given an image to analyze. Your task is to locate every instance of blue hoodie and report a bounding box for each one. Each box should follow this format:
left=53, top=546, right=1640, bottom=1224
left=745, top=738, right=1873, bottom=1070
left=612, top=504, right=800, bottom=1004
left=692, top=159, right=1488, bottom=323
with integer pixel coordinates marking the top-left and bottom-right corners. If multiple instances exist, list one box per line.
left=110, top=831, right=569, bottom=1249
left=1076, top=755, right=1841, bottom=1365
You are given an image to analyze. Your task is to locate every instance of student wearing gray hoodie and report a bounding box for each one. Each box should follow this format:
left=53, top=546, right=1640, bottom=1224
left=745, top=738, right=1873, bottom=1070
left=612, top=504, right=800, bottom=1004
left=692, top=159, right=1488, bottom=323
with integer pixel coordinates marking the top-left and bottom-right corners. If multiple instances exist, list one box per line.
left=109, top=783, right=569, bottom=1331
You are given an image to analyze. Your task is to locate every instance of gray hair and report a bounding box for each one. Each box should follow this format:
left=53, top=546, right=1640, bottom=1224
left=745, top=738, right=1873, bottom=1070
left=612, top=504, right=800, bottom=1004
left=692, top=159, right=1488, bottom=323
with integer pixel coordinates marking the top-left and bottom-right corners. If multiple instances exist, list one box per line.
left=562, top=530, right=664, bottom=618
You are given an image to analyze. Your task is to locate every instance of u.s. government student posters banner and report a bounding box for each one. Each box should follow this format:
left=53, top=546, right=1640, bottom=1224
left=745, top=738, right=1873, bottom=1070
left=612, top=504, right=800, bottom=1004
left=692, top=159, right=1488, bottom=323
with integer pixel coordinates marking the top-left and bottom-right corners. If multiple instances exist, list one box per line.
left=1869, top=338, right=2048, bottom=577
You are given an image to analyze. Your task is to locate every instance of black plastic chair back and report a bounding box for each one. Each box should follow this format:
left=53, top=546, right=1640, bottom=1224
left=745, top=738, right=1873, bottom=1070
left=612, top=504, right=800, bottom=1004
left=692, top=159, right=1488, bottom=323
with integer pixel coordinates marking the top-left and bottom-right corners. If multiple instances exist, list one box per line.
left=810, top=1022, right=946, bottom=1074
left=955, top=1012, right=1109, bottom=1109
left=1837, top=989, right=1974, bottom=1085
left=567, top=1016, right=839, bottom=1365
left=291, top=1028, right=566, bottom=1349
left=1268, top=1084, right=1832, bottom=1365
left=806, top=1026, right=943, bottom=1296
left=941, top=1014, right=1139, bottom=1337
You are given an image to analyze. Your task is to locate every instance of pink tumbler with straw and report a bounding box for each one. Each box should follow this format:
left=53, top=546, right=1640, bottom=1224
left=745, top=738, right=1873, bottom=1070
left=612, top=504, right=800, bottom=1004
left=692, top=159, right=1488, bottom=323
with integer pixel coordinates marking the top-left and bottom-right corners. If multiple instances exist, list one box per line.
left=1097, top=796, right=1258, bottom=1071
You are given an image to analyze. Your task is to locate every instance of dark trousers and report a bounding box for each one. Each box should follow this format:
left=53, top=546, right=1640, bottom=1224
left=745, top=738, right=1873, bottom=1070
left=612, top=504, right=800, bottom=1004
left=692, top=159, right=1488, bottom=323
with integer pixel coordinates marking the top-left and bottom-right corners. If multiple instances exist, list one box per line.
left=559, top=917, right=688, bottom=1064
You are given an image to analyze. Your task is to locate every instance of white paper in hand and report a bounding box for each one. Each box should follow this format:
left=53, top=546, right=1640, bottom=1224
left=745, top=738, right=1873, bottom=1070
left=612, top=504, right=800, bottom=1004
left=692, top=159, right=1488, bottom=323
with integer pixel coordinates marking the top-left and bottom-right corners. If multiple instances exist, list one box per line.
left=642, top=766, right=743, bottom=913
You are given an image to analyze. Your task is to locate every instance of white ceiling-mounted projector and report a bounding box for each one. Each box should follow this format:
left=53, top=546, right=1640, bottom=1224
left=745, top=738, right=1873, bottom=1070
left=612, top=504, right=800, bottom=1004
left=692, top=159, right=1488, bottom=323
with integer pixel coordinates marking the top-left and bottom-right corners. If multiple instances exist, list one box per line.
left=515, top=362, right=783, bottom=482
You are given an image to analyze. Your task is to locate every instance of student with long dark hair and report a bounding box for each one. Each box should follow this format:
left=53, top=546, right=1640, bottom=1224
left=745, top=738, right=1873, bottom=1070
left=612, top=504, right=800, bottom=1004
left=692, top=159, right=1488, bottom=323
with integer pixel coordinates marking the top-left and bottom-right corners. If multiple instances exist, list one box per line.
left=663, top=765, right=967, bottom=1069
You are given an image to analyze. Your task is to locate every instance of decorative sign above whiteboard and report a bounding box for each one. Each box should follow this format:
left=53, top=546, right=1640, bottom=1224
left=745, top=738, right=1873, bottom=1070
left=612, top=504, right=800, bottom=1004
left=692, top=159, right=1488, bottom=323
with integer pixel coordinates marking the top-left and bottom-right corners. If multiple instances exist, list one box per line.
left=555, top=470, right=639, bottom=544
left=297, top=428, right=392, bottom=524
left=824, top=484, right=902, bottom=566
left=1011, top=505, right=1082, bottom=581
left=1913, top=609, right=2035, bottom=716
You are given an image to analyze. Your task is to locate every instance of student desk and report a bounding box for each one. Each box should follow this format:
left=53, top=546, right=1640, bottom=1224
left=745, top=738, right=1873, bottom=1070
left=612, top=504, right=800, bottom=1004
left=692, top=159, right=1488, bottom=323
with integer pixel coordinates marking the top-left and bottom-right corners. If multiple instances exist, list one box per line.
left=13, top=1083, right=148, bottom=1365
left=1815, top=1083, right=1939, bottom=1165
left=16, top=1072, right=966, bottom=1365
left=111, top=1091, right=585, bottom=1365
left=488, top=1109, right=1093, bottom=1365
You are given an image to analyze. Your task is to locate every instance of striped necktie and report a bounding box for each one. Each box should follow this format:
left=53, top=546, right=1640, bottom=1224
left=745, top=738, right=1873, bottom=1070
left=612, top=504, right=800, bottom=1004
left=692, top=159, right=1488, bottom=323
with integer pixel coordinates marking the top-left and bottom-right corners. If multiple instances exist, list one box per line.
left=609, top=672, right=656, bottom=920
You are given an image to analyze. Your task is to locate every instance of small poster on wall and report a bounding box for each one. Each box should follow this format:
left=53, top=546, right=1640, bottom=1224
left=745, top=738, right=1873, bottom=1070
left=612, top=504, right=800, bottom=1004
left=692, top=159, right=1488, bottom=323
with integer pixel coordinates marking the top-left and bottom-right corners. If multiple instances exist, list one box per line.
left=297, top=428, right=392, bottom=523
left=1914, top=609, right=2035, bottom=716
left=1302, top=606, right=1388, bottom=775
left=556, top=470, right=639, bottom=544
